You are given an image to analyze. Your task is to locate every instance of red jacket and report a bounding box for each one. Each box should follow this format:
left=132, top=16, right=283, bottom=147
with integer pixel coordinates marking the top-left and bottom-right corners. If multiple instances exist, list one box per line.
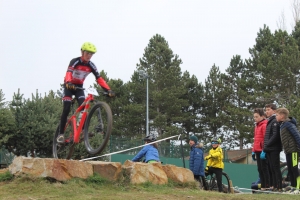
left=252, top=119, right=267, bottom=152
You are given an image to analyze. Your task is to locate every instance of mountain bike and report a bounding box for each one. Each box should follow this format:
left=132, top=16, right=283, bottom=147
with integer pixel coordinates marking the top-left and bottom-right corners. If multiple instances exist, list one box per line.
left=53, top=87, right=113, bottom=159
left=198, top=171, right=231, bottom=193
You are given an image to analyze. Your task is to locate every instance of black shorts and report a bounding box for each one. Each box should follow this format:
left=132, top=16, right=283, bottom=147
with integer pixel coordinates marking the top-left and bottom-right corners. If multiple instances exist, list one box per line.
left=62, top=85, right=85, bottom=102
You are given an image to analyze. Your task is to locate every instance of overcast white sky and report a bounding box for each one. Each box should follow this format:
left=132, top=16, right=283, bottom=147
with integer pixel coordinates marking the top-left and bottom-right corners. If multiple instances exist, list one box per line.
left=0, top=0, right=295, bottom=101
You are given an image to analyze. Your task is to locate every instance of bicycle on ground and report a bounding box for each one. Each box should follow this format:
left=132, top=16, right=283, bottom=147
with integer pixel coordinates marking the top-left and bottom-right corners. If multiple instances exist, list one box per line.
left=53, top=87, right=113, bottom=160
left=198, top=171, right=231, bottom=193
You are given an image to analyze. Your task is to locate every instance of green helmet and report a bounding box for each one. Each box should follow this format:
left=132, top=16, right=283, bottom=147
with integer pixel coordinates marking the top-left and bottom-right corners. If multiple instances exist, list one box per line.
left=81, top=42, right=97, bottom=53
left=211, top=137, right=221, bottom=144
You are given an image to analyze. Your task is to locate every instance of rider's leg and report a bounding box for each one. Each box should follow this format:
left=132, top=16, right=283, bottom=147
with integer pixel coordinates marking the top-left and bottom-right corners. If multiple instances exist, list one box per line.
left=212, top=167, right=223, bottom=192
left=57, top=99, right=72, bottom=143
left=57, top=87, right=74, bottom=143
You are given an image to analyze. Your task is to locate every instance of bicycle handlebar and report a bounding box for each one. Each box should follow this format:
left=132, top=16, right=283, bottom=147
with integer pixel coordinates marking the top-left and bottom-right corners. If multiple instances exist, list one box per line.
left=75, top=87, right=109, bottom=96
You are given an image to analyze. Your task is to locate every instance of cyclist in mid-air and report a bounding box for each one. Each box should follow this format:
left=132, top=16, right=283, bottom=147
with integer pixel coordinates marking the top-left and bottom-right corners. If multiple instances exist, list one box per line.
left=57, top=42, right=115, bottom=143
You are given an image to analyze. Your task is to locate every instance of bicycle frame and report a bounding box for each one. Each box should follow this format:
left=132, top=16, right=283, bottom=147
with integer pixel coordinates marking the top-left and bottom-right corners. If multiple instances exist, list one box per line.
left=64, top=94, right=95, bottom=143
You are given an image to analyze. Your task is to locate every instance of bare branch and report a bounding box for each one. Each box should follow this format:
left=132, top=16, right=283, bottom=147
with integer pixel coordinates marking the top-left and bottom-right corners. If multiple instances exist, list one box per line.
left=276, top=9, right=287, bottom=31
left=291, top=0, right=300, bottom=28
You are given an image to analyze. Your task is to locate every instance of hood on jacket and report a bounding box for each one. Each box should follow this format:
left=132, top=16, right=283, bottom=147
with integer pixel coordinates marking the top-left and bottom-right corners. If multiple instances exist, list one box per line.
left=287, top=117, right=297, bottom=126
left=195, top=142, right=204, bottom=148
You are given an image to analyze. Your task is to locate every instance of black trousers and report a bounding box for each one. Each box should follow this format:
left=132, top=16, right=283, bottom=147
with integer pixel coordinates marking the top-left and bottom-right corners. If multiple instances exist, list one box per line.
left=267, top=151, right=282, bottom=189
left=194, top=175, right=208, bottom=190
left=207, top=167, right=223, bottom=192
left=255, top=152, right=270, bottom=188
left=286, top=152, right=299, bottom=187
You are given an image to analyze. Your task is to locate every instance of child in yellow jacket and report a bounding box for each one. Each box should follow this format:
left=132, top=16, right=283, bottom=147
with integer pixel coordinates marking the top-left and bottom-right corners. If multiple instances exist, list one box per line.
left=205, top=137, right=224, bottom=192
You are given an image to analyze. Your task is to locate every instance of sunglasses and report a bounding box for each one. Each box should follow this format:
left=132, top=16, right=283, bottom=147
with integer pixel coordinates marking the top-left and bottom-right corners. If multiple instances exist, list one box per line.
left=211, top=141, right=219, bottom=144
left=84, top=51, right=94, bottom=55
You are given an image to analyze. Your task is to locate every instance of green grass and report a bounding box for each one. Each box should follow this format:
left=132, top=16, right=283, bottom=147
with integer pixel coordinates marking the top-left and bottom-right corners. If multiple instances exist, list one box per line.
left=0, top=172, right=299, bottom=200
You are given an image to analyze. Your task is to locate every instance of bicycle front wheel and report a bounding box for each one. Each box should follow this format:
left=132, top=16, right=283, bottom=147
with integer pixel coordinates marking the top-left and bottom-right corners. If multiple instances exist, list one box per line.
left=53, top=121, right=75, bottom=159
left=84, top=102, right=112, bottom=155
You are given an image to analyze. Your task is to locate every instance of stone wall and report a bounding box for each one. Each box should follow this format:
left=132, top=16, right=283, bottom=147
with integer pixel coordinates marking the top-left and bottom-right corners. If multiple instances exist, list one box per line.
left=8, top=157, right=195, bottom=184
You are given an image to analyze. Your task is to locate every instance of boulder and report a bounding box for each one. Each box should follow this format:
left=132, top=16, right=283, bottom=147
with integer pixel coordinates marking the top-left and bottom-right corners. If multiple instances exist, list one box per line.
left=122, top=160, right=168, bottom=184
left=9, top=156, right=93, bottom=181
left=87, top=161, right=122, bottom=181
left=7, top=157, right=196, bottom=185
left=161, top=164, right=194, bottom=183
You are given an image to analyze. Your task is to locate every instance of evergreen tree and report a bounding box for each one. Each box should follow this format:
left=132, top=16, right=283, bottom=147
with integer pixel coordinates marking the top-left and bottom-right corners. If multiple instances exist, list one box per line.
left=181, top=72, right=205, bottom=137
left=0, top=89, right=15, bottom=146
left=6, top=90, right=61, bottom=157
left=224, top=55, right=254, bottom=149
left=0, top=89, right=6, bottom=108
left=136, top=34, right=189, bottom=137
left=247, top=25, right=300, bottom=106
left=201, top=65, right=231, bottom=144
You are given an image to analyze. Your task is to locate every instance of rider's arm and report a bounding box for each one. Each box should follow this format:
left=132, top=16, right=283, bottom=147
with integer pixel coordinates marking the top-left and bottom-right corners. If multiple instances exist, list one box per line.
left=211, top=151, right=221, bottom=158
left=97, top=77, right=110, bottom=91
left=132, top=145, right=149, bottom=162
left=89, top=61, right=111, bottom=91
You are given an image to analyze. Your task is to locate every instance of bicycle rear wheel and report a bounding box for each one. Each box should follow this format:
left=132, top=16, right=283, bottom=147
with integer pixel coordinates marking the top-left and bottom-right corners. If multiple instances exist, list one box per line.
left=53, top=121, right=75, bottom=159
left=207, top=172, right=231, bottom=193
left=84, top=102, right=112, bottom=155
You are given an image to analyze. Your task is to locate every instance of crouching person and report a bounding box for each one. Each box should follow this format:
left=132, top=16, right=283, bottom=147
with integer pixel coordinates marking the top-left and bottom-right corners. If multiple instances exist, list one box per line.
left=132, top=134, right=160, bottom=163
left=189, top=135, right=208, bottom=190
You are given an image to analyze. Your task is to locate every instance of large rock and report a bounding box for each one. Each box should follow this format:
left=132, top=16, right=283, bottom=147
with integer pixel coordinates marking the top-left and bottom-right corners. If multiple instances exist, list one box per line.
left=88, top=161, right=122, bottom=181
left=122, top=160, right=168, bottom=184
left=9, top=156, right=93, bottom=181
left=161, top=164, right=194, bottom=183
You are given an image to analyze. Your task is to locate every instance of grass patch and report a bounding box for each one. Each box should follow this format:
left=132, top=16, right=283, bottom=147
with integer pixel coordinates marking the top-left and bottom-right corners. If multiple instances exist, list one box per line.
left=0, top=171, right=13, bottom=182
left=84, top=173, right=109, bottom=185
left=0, top=174, right=299, bottom=200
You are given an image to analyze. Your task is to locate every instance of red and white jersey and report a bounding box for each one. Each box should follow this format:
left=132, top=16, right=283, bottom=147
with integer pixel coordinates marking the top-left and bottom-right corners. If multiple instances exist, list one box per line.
left=64, top=57, right=110, bottom=91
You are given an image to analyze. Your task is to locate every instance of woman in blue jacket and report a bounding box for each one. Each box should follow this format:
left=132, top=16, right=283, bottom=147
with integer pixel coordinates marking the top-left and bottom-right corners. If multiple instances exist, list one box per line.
left=132, top=135, right=160, bottom=163
left=189, top=135, right=207, bottom=189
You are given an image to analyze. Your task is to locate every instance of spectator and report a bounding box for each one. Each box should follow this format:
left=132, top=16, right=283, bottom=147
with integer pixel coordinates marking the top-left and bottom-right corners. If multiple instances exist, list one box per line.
left=262, top=103, right=282, bottom=191
left=132, top=135, right=160, bottom=163
left=276, top=108, right=300, bottom=194
left=252, top=108, right=270, bottom=191
left=251, top=177, right=261, bottom=193
left=188, top=135, right=207, bottom=190
left=205, top=137, right=224, bottom=192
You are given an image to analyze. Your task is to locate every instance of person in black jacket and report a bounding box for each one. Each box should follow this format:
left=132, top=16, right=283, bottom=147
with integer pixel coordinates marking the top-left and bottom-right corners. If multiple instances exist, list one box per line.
left=261, top=103, right=282, bottom=191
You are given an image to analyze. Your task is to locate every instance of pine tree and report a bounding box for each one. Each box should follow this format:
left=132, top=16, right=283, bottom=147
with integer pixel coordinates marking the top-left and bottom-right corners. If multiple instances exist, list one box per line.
left=6, top=89, right=61, bottom=157
left=136, top=34, right=188, bottom=137
left=201, top=65, right=231, bottom=144
left=224, top=55, right=254, bottom=149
